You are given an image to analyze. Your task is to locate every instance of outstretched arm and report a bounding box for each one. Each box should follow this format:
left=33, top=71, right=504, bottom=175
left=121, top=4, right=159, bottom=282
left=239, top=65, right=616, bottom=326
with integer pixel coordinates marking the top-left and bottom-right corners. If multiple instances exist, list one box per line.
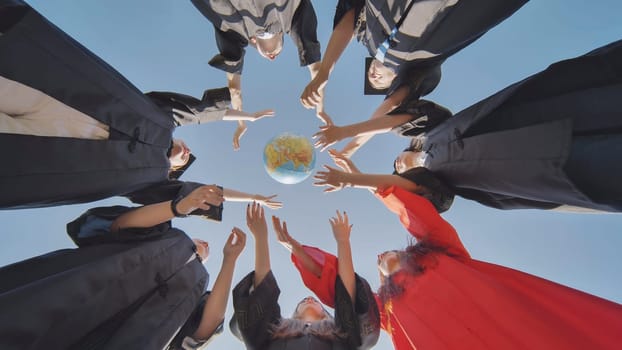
left=314, top=112, right=413, bottom=151
left=246, top=202, right=271, bottom=287
left=314, top=166, right=421, bottom=193
left=272, top=216, right=322, bottom=277
left=111, top=185, right=224, bottom=231
left=223, top=188, right=282, bottom=209
left=193, top=228, right=246, bottom=340
left=300, top=9, right=355, bottom=110
left=339, top=86, right=410, bottom=157
left=331, top=210, right=355, bottom=302
left=226, top=72, right=247, bottom=151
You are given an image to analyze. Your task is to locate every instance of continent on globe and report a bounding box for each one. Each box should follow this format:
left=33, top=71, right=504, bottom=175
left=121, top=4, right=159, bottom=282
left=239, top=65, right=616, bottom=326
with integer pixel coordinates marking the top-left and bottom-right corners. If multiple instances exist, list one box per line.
left=263, top=133, right=316, bottom=184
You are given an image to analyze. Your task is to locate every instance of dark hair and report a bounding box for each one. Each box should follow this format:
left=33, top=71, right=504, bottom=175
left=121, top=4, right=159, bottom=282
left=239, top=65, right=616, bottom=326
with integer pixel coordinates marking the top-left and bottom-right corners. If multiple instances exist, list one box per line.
left=377, top=241, right=446, bottom=303
left=270, top=316, right=347, bottom=341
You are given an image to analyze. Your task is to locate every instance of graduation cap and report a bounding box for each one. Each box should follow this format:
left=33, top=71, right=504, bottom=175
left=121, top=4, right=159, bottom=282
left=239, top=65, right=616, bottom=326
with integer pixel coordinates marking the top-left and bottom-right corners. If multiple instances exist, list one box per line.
left=363, top=57, right=390, bottom=95
left=169, top=153, right=196, bottom=180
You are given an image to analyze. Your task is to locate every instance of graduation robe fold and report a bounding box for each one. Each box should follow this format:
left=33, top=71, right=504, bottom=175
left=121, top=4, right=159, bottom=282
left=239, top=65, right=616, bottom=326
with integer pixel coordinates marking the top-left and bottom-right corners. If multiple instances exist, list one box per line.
left=414, top=40, right=622, bottom=212
left=292, top=186, right=622, bottom=350
left=0, top=1, right=224, bottom=217
left=0, top=206, right=210, bottom=350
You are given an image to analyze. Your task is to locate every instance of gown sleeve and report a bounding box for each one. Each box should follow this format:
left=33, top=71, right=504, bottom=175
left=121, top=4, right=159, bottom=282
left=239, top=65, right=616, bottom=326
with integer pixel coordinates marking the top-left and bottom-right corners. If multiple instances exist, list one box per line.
left=388, top=99, right=452, bottom=137
left=289, top=0, right=321, bottom=66
left=230, top=270, right=282, bottom=350
left=125, top=181, right=224, bottom=221
left=65, top=206, right=171, bottom=247
left=208, top=27, right=247, bottom=74
left=145, top=88, right=231, bottom=126
left=166, top=293, right=223, bottom=350
left=376, top=185, right=470, bottom=258
left=291, top=247, right=381, bottom=350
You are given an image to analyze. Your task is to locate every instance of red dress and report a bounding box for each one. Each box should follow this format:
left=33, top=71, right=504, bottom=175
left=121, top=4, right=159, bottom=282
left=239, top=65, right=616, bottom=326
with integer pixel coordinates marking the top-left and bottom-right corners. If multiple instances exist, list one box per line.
left=291, top=186, right=622, bottom=350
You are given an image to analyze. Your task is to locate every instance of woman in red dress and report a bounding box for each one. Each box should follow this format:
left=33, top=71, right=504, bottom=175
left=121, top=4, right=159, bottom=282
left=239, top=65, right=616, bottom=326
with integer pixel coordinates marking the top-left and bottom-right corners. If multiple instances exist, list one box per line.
left=275, top=186, right=622, bottom=349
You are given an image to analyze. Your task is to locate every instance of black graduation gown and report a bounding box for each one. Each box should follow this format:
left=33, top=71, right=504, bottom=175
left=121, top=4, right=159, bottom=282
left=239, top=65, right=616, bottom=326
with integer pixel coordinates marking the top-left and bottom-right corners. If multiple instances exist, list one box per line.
left=400, top=40, right=622, bottom=212
left=190, top=0, right=321, bottom=74
left=0, top=1, right=222, bottom=218
left=0, top=206, right=214, bottom=349
left=230, top=270, right=380, bottom=350
left=335, top=0, right=527, bottom=72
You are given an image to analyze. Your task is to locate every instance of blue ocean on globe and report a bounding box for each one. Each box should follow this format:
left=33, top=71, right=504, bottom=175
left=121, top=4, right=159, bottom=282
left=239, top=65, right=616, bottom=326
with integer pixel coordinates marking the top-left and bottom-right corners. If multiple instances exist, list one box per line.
left=263, top=133, right=316, bottom=184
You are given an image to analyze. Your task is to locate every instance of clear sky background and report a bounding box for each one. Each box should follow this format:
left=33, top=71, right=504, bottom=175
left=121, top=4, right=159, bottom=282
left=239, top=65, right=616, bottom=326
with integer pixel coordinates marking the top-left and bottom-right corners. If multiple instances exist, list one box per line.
left=1, top=1, right=621, bottom=348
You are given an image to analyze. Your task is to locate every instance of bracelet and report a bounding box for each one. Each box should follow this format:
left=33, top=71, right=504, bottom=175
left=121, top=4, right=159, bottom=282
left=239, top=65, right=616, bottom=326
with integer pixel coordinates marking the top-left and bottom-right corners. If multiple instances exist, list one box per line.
left=171, top=196, right=188, bottom=218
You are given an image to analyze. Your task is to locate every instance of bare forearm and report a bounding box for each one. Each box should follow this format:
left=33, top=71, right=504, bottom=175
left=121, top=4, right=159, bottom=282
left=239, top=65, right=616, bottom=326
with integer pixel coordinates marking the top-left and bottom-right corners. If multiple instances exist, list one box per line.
left=307, top=62, right=321, bottom=79
left=254, top=237, right=271, bottom=288
left=372, top=86, right=409, bottom=118
left=111, top=201, right=173, bottom=231
left=223, top=188, right=258, bottom=202
left=222, top=109, right=254, bottom=121
left=318, top=9, right=355, bottom=77
left=193, top=257, right=236, bottom=339
left=343, top=173, right=420, bottom=192
left=343, top=113, right=413, bottom=139
left=340, top=89, right=409, bottom=156
left=337, top=240, right=356, bottom=302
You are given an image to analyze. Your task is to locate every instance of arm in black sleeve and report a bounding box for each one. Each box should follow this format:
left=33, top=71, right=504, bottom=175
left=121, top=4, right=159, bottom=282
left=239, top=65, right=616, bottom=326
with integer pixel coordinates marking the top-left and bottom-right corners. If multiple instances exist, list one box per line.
left=167, top=293, right=224, bottom=350
left=125, top=181, right=223, bottom=221
left=208, top=27, right=247, bottom=74
left=230, top=271, right=282, bottom=350
left=289, top=0, right=321, bottom=66
left=334, top=273, right=380, bottom=350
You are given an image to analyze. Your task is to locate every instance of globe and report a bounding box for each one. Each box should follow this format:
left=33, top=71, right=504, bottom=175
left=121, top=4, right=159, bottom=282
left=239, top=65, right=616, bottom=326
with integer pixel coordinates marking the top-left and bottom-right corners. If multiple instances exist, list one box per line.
left=263, top=132, right=316, bottom=184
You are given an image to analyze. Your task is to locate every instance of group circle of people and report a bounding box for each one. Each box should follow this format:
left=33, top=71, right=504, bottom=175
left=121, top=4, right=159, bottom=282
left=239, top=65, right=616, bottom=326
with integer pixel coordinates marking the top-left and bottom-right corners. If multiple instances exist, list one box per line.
left=1, top=0, right=621, bottom=349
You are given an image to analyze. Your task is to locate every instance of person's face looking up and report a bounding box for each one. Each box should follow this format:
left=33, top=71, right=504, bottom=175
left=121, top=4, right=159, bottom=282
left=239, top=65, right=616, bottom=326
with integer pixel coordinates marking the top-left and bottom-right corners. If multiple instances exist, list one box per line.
left=294, top=296, right=327, bottom=322
left=253, top=32, right=284, bottom=61
left=377, top=250, right=402, bottom=277
left=394, top=150, right=423, bottom=174
left=367, top=58, right=397, bottom=89
left=169, top=138, right=191, bottom=168
left=192, top=239, right=210, bottom=261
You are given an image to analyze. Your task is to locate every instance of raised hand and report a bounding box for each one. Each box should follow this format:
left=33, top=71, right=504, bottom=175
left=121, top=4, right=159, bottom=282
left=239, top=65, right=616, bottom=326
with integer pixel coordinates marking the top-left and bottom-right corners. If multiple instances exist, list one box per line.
left=232, top=121, right=247, bottom=151
left=223, top=227, right=247, bottom=262
left=177, top=185, right=224, bottom=214
left=313, top=123, right=346, bottom=152
left=300, top=72, right=328, bottom=109
left=246, top=201, right=268, bottom=240
left=328, top=149, right=358, bottom=174
left=272, top=216, right=302, bottom=252
left=329, top=210, right=352, bottom=244
left=250, top=109, right=275, bottom=121
left=313, top=165, right=348, bottom=193
left=253, top=194, right=283, bottom=209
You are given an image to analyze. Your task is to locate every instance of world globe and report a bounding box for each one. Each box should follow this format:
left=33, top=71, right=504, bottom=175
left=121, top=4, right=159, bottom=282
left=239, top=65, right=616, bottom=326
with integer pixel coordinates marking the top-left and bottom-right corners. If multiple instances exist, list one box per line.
left=263, top=132, right=316, bottom=184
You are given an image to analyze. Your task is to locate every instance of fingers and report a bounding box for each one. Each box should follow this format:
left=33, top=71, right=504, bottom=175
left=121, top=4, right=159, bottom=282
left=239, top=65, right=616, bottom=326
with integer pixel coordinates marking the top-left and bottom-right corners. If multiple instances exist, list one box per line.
left=231, top=227, right=247, bottom=246
left=272, top=215, right=282, bottom=235
left=282, top=221, right=290, bottom=238
left=253, top=109, right=276, bottom=121
left=266, top=201, right=283, bottom=209
left=232, top=123, right=247, bottom=151
left=246, top=203, right=252, bottom=225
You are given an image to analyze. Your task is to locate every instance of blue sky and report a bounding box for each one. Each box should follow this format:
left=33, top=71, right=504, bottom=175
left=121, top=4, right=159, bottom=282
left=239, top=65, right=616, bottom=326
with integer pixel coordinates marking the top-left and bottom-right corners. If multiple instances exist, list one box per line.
left=1, top=1, right=621, bottom=348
